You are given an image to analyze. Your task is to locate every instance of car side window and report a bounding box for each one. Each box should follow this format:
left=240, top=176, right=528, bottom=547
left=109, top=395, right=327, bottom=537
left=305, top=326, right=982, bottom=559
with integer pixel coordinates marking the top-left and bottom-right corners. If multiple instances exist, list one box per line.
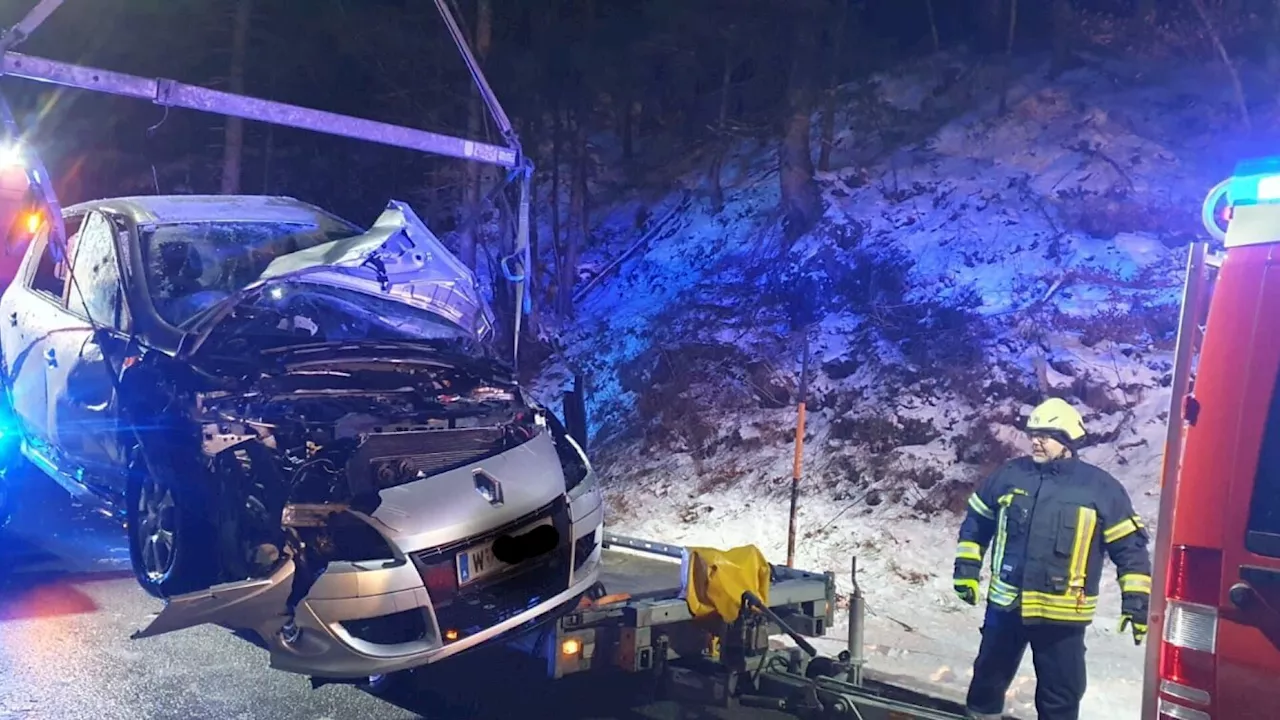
left=1247, top=366, right=1280, bottom=557
left=26, top=214, right=85, bottom=303
left=28, top=231, right=67, bottom=301
left=65, top=213, right=128, bottom=330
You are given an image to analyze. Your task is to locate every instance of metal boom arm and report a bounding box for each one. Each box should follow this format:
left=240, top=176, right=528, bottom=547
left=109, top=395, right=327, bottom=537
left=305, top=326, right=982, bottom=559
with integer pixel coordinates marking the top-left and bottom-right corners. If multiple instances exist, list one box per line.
left=0, top=52, right=519, bottom=168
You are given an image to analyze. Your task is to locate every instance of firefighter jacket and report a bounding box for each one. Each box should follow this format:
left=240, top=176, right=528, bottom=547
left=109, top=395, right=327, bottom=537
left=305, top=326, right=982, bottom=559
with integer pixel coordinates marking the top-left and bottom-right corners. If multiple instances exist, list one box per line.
left=953, top=455, right=1152, bottom=625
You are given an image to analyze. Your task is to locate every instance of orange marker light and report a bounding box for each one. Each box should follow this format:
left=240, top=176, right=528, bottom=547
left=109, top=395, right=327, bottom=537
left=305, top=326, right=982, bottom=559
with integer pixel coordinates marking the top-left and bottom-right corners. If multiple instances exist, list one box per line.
left=560, top=638, right=581, bottom=656
left=444, top=629, right=459, bottom=642
left=24, top=212, right=40, bottom=234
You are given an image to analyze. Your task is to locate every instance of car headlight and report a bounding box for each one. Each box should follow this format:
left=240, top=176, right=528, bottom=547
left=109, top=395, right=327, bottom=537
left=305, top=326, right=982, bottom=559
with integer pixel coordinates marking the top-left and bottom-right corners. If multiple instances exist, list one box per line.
left=545, top=410, right=593, bottom=495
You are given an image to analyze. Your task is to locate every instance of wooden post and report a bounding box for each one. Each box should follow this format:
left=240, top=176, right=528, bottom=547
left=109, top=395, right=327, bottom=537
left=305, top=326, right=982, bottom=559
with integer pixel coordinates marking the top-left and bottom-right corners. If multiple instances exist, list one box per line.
left=787, top=331, right=811, bottom=567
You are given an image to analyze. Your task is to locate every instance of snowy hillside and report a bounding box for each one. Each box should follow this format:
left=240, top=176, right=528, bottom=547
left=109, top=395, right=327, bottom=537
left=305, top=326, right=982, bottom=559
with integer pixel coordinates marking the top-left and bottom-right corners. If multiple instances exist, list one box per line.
left=532, top=51, right=1259, bottom=717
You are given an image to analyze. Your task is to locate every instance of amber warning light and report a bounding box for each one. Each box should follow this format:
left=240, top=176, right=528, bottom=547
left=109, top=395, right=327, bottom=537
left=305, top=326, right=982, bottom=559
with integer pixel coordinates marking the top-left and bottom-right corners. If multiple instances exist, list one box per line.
left=24, top=212, right=41, bottom=235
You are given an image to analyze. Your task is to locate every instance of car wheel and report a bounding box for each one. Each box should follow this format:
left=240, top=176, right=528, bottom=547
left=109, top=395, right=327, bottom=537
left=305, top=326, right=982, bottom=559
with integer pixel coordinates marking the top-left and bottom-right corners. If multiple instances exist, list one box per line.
left=126, top=450, right=215, bottom=599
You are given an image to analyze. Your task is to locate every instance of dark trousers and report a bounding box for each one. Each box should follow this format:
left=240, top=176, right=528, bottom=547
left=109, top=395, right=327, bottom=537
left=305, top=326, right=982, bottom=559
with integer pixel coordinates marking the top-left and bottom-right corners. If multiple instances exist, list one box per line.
left=965, top=605, right=1087, bottom=720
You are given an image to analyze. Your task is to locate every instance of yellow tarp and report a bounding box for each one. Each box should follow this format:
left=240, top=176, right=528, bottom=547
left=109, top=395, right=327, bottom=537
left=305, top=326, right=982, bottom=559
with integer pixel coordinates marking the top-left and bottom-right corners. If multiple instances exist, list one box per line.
left=681, top=544, right=771, bottom=624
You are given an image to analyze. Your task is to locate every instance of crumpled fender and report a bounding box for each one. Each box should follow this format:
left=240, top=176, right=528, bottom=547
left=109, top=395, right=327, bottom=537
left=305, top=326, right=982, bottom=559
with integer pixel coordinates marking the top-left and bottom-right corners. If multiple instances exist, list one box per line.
left=678, top=544, right=771, bottom=624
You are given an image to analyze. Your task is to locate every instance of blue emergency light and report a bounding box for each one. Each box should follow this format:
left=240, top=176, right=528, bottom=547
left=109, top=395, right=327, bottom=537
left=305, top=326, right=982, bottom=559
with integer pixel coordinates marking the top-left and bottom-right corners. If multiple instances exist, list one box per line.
left=1226, top=156, right=1280, bottom=207
left=1201, top=157, right=1280, bottom=245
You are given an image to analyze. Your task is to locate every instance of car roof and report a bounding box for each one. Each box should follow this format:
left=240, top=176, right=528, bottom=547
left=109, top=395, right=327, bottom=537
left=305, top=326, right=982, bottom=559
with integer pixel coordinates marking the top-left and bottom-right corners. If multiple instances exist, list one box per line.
left=62, top=194, right=342, bottom=226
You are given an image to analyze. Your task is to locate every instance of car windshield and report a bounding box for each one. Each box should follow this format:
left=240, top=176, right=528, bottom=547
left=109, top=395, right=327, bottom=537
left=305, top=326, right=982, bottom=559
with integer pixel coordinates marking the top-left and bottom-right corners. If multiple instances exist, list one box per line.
left=201, top=282, right=482, bottom=358
left=139, top=219, right=360, bottom=328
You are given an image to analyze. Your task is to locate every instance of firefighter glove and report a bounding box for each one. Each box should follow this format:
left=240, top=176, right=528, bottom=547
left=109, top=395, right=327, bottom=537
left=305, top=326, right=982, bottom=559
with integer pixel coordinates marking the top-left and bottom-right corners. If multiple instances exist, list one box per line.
left=954, top=578, right=979, bottom=606
left=1118, top=614, right=1148, bottom=646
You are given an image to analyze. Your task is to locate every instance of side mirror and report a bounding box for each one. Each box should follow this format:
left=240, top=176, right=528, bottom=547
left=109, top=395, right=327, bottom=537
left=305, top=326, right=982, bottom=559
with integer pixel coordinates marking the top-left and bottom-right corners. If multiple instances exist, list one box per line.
left=562, top=372, right=588, bottom=451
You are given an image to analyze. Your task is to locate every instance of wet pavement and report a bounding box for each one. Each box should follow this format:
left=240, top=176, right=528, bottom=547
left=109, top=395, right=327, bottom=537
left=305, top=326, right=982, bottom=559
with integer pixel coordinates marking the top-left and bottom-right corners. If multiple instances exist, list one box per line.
left=0, top=470, right=784, bottom=720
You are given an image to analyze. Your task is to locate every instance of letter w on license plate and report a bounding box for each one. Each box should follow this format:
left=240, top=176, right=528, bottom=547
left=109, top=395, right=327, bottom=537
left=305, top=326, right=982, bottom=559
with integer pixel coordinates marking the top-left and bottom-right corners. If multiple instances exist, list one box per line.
left=457, top=516, right=554, bottom=586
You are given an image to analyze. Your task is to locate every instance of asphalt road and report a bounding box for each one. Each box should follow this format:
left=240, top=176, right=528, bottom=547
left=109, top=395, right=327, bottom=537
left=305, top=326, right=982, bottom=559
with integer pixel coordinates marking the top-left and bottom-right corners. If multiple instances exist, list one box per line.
left=0, top=471, right=784, bottom=720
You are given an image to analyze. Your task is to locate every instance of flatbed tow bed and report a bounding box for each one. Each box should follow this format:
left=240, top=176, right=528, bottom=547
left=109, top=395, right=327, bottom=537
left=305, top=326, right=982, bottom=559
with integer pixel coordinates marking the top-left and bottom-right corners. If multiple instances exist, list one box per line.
left=518, top=533, right=1013, bottom=720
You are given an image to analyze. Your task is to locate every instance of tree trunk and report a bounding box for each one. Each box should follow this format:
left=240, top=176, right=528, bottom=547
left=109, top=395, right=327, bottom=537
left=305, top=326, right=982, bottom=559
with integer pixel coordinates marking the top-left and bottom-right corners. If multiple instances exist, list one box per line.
left=460, top=0, right=493, bottom=271
left=557, top=0, right=593, bottom=318
left=980, top=0, right=1003, bottom=53
left=1005, top=0, right=1018, bottom=55
left=709, top=31, right=734, bottom=213
left=779, top=7, right=822, bottom=248
left=1050, top=0, right=1073, bottom=77
left=261, top=123, right=274, bottom=193
left=1269, top=0, right=1280, bottom=77
left=550, top=108, right=563, bottom=313
left=560, top=112, right=587, bottom=318
left=818, top=0, right=848, bottom=173
left=620, top=85, right=634, bottom=161
left=219, top=0, right=251, bottom=195
left=996, top=0, right=1017, bottom=115
left=924, top=0, right=940, bottom=53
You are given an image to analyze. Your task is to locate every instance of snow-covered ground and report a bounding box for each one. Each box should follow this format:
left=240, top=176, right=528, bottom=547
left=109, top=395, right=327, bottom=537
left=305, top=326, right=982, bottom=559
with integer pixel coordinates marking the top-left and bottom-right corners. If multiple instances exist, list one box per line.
left=529, top=50, right=1270, bottom=718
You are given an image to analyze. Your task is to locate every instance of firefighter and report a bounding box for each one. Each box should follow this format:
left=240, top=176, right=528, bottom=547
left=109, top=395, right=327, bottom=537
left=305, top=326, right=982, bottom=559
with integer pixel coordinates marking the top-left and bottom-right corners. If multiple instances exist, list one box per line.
left=952, top=397, right=1151, bottom=720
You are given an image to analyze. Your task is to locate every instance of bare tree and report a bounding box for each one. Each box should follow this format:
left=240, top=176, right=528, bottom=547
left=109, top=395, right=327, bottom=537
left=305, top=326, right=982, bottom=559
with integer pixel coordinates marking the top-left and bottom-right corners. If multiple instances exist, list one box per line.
left=558, top=0, right=595, bottom=318
left=1191, top=0, right=1251, bottom=131
left=817, top=0, right=848, bottom=173
left=979, top=0, right=1004, bottom=53
left=1005, top=0, right=1018, bottom=55
left=219, top=0, right=251, bottom=194
left=779, top=2, right=823, bottom=248
left=1050, top=0, right=1073, bottom=77
left=708, top=26, right=735, bottom=213
left=924, top=0, right=940, bottom=54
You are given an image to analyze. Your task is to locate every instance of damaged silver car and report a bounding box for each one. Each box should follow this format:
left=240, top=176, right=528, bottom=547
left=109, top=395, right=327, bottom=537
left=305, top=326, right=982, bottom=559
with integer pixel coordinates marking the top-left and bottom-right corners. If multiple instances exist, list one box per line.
left=0, top=194, right=603, bottom=679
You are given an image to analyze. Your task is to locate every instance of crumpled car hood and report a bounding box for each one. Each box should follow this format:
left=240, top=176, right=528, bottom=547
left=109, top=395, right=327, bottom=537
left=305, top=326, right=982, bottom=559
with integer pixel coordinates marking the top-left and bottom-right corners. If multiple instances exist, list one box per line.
left=180, top=200, right=495, bottom=357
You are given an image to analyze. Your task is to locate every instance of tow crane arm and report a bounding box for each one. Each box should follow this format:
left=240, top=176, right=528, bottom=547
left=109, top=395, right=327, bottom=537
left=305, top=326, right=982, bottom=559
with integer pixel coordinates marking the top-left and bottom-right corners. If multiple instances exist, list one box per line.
left=0, top=0, right=534, bottom=363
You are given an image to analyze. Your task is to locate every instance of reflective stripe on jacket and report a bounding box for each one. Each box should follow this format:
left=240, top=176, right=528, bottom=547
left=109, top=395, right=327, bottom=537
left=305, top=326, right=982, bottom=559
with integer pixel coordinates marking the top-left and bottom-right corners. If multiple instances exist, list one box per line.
left=953, top=455, right=1152, bottom=625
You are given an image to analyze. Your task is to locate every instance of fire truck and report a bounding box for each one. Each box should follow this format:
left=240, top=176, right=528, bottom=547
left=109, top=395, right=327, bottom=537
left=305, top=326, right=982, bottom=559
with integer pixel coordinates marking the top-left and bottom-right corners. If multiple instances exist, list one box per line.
left=1140, top=160, right=1280, bottom=720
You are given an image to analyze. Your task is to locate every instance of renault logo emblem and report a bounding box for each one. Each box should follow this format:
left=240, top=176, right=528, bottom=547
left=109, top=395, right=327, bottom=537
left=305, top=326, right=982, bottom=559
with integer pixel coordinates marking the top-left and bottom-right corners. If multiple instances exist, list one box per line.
left=473, top=470, right=504, bottom=506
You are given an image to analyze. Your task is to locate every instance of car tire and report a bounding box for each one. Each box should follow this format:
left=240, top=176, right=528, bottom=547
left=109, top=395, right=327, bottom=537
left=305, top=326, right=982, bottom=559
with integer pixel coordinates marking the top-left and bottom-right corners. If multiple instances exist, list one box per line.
left=125, top=444, right=216, bottom=599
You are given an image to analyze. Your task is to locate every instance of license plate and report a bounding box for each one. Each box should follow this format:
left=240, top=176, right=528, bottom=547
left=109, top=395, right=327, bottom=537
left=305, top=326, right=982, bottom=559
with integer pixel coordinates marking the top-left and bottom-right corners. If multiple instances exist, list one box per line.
left=457, top=516, right=554, bottom=586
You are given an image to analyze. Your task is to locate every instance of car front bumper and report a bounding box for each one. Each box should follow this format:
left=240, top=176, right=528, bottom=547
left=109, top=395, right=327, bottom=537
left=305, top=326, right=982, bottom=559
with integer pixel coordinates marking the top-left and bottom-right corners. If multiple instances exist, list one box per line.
left=262, top=489, right=605, bottom=679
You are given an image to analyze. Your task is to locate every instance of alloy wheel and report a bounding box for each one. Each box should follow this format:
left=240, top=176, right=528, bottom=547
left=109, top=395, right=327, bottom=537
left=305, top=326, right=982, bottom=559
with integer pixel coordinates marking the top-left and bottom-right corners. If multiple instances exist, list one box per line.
left=137, top=475, right=177, bottom=580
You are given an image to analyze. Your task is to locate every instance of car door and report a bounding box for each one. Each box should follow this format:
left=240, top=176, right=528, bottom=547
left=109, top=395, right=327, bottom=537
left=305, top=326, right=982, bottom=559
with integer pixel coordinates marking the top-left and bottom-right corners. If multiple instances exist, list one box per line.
left=0, top=214, right=82, bottom=446
left=1215, top=250, right=1280, bottom=717
left=46, top=211, right=132, bottom=491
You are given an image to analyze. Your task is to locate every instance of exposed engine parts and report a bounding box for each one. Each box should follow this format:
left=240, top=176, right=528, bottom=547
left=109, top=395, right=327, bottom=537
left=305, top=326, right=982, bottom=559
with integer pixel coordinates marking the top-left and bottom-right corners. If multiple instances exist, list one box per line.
left=184, top=362, right=548, bottom=603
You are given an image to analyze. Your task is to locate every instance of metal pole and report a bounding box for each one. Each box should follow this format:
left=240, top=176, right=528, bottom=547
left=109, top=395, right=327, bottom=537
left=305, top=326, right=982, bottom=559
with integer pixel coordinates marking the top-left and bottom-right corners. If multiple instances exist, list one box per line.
left=846, top=556, right=866, bottom=686
left=786, top=330, right=811, bottom=567
left=0, top=0, right=67, bottom=53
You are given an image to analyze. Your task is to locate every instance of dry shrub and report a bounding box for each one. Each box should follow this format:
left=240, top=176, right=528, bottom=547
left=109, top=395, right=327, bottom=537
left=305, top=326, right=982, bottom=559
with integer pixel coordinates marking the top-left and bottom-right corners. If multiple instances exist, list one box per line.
left=1052, top=306, right=1179, bottom=350
left=1052, top=178, right=1201, bottom=244
left=696, top=464, right=743, bottom=495
left=830, top=415, right=942, bottom=453
left=605, top=491, right=633, bottom=520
